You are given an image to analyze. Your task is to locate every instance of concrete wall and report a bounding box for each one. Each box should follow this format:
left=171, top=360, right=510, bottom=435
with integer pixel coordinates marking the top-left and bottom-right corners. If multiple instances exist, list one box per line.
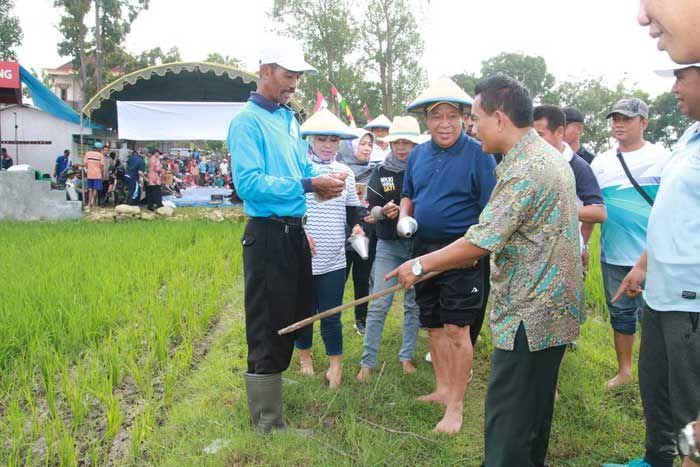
left=0, top=105, right=92, bottom=175
left=0, top=170, right=82, bottom=221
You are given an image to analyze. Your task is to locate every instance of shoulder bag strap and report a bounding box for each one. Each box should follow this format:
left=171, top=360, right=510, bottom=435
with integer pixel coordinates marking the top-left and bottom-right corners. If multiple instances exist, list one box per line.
left=616, top=151, right=654, bottom=207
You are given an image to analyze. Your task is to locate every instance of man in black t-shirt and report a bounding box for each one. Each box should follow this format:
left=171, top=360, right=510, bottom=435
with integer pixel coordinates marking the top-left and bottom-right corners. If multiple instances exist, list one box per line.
left=564, top=107, right=597, bottom=164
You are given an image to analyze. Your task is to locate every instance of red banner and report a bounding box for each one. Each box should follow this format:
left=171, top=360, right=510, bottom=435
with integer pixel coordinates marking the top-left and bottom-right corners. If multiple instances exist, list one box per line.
left=0, top=62, right=20, bottom=89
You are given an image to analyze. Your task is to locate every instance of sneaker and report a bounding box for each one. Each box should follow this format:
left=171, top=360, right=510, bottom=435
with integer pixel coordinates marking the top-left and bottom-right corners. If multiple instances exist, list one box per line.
left=353, top=321, right=366, bottom=336
left=602, top=458, right=651, bottom=467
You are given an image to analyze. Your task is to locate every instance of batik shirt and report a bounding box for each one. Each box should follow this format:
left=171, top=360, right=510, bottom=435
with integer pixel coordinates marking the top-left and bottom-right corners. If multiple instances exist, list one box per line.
left=466, top=130, right=585, bottom=351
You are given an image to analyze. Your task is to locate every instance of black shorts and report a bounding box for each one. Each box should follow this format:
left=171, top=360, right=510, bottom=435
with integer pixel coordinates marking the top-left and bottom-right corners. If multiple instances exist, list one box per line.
left=413, top=237, right=488, bottom=328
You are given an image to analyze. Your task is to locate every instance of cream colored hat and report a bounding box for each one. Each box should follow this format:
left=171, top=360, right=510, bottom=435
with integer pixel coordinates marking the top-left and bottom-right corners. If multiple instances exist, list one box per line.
left=406, top=77, right=474, bottom=113
left=300, top=108, right=357, bottom=139
left=364, top=114, right=392, bottom=129
left=379, top=116, right=423, bottom=145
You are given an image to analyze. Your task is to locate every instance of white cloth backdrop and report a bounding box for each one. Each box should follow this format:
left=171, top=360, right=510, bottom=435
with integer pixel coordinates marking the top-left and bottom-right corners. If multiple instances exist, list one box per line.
left=116, top=101, right=246, bottom=140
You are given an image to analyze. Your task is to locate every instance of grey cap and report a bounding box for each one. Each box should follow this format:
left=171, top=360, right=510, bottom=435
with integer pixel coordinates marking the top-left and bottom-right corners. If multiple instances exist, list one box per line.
left=563, top=107, right=585, bottom=124
left=606, top=98, right=649, bottom=119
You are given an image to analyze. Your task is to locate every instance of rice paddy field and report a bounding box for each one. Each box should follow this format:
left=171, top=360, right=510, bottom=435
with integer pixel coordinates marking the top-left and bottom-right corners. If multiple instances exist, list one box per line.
left=0, top=219, right=648, bottom=466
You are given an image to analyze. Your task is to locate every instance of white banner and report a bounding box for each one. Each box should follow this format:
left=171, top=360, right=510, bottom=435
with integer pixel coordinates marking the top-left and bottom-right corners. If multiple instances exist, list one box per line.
left=116, top=101, right=246, bottom=140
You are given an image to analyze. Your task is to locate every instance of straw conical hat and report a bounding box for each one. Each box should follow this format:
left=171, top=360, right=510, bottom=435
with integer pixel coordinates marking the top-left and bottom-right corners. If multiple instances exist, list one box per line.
left=379, top=116, right=423, bottom=145
left=364, top=114, right=392, bottom=129
left=300, top=108, right=357, bottom=139
left=406, top=77, right=474, bottom=113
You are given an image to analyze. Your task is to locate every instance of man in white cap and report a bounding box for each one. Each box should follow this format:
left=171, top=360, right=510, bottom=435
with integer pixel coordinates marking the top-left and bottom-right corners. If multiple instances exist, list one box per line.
left=604, top=60, right=700, bottom=467
left=364, top=114, right=392, bottom=163
left=399, top=76, right=497, bottom=434
left=227, top=36, right=346, bottom=433
left=591, top=97, right=671, bottom=389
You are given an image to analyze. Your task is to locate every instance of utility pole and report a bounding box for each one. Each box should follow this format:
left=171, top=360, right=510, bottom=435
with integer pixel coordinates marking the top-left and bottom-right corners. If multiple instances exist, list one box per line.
left=95, top=0, right=103, bottom=92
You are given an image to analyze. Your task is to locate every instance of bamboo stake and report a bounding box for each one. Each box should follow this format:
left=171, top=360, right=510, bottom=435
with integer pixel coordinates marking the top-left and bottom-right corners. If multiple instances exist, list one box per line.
left=277, top=271, right=439, bottom=335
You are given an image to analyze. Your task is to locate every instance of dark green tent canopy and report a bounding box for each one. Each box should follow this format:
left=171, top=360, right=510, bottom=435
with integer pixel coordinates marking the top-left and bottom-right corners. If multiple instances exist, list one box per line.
left=81, top=62, right=304, bottom=130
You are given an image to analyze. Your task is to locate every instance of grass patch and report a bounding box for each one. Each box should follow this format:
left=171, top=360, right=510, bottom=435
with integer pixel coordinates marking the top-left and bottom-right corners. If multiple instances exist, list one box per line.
left=142, top=227, right=647, bottom=466
left=1, top=222, right=649, bottom=466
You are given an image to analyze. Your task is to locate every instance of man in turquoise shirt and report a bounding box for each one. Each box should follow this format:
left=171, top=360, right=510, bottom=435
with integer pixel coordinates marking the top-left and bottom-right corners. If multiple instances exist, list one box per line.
left=228, top=37, right=345, bottom=433
left=609, top=61, right=700, bottom=467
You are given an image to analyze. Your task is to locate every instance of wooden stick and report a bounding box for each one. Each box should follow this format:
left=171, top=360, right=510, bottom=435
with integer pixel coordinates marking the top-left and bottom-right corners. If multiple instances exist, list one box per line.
left=277, top=271, right=439, bottom=335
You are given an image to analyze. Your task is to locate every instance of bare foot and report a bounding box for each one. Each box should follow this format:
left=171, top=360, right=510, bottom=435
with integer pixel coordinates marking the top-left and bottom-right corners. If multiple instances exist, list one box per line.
left=298, top=349, right=314, bottom=376
left=326, top=357, right=342, bottom=389
left=417, top=391, right=447, bottom=404
left=605, top=372, right=633, bottom=389
left=300, top=358, right=314, bottom=376
left=432, top=404, right=463, bottom=435
left=326, top=368, right=342, bottom=389
left=401, top=360, right=417, bottom=374
left=356, top=367, right=372, bottom=383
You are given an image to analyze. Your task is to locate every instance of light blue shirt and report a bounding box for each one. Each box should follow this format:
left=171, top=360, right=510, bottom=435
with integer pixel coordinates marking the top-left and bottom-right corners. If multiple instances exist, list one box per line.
left=644, top=122, right=700, bottom=312
left=228, top=99, right=315, bottom=217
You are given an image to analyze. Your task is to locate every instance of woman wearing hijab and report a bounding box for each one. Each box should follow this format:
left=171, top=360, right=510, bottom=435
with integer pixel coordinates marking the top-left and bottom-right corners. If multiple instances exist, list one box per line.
left=336, top=129, right=375, bottom=335
left=295, top=109, right=366, bottom=389
left=357, top=116, right=424, bottom=382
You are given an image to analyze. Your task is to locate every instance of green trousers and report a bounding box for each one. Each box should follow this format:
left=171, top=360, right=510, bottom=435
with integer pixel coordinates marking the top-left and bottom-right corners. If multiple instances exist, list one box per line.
left=484, top=323, right=566, bottom=467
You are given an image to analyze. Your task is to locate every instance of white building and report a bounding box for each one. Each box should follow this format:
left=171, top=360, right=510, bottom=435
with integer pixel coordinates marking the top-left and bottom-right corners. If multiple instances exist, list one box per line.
left=0, top=104, right=92, bottom=175
left=44, top=61, right=84, bottom=111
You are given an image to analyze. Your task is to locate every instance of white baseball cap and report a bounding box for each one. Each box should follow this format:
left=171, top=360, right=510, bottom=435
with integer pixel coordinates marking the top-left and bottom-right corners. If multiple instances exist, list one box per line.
left=259, top=37, right=317, bottom=74
left=654, top=60, right=700, bottom=78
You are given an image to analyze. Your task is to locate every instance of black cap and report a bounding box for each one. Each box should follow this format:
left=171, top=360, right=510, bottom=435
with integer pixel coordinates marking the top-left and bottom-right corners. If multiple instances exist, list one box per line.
left=563, top=107, right=585, bottom=124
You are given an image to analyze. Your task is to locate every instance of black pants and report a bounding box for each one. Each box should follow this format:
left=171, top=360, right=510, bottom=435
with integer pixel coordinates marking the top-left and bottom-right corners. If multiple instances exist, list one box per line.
left=413, top=237, right=490, bottom=346
left=639, top=304, right=700, bottom=467
left=345, top=249, right=373, bottom=323
left=242, top=218, right=312, bottom=374
left=146, top=184, right=162, bottom=210
left=484, top=323, right=566, bottom=467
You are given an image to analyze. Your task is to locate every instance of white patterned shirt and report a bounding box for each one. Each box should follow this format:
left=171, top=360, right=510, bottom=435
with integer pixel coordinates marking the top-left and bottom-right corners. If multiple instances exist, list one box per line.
left=305, top=160, right=361, bottom=275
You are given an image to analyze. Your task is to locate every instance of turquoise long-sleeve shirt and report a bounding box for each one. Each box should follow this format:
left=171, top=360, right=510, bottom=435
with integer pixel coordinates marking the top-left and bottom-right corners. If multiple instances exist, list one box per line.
left=228, top=94, right=316, bottom=217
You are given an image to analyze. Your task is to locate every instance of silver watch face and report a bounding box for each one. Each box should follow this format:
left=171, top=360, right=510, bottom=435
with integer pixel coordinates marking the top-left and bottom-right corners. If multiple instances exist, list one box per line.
left=412, top=259, right=422, bottom=276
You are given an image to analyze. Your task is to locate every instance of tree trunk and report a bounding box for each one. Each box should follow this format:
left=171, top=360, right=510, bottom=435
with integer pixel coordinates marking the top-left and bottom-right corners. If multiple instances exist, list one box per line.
left=78, top=36, right=87, bottom=110
left=95, top=0, right=103, bottom=92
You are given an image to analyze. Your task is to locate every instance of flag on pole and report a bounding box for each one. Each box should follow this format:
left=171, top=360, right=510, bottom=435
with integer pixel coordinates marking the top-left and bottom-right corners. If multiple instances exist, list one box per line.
left=331, top=85, right=355, bottom=125
left=314, top=91, right=328, bottom=112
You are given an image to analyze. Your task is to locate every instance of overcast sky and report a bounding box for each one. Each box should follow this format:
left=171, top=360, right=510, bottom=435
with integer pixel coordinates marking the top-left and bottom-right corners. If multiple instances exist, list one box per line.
left=13, top=0, right=676, bottom=98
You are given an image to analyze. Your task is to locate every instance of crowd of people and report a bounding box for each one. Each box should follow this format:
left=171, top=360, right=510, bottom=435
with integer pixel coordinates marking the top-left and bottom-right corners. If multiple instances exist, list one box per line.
left=228, top=1, right=700, bottom=465
left=54, top=146, right=237, bottom=209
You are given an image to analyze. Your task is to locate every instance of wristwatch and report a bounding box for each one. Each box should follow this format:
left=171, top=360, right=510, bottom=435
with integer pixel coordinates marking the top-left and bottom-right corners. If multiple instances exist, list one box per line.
left=411, top=257, right=424, bottom=277
left=679, top=421, right=700, bottom=463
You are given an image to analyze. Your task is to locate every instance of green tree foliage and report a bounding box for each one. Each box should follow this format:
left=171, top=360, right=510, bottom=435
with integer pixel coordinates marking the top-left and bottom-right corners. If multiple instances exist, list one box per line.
left=55, top=0, right=150, bottom=103
left=361, top=0, right=427, bottom=117
left=480, top=52, right=555, bottom=102
left=647, top=91, right=691, bottom=148
left=204, top=53, right=243, bottom=69
left=121, top=46, right=181, bottom=73
left=553, top=78, right=657, bottom=153
left=271, top=0, right=360, bottom=118
left=451, top=72, right=480, bottom=97
left=0, top=0, right=23, bottom=60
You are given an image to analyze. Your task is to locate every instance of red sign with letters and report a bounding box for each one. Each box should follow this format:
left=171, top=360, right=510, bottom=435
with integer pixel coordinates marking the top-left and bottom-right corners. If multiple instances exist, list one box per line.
left=0, top=61, right=20, bottom=89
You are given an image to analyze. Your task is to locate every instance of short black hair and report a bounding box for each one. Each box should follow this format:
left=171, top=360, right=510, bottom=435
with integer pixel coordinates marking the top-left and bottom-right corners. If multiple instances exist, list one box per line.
left=533, top=105, right=566, bottom=132
left=474, top=74, right=533, bottom=128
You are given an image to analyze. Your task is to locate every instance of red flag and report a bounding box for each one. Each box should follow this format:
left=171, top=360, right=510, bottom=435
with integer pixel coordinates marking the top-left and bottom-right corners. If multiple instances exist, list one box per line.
left=314, top=91, right=328, bottom=112
left=330, top=86, right=338, bottom=98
